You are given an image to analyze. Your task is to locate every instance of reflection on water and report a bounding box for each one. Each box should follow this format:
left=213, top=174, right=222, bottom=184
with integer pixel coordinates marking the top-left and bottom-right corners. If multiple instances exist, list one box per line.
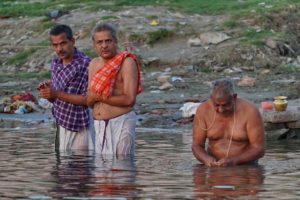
left=193, top=164, right=265, bottom=200
left=49, top=152, right=138, bottom=199
left=1, top=124, right=300, bottom=199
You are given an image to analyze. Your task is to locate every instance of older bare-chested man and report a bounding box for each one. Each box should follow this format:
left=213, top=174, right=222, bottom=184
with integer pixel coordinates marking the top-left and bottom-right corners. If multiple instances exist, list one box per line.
left=87, top=23, right=142, bottom=155
left=192, top=79, right=265, bottom=167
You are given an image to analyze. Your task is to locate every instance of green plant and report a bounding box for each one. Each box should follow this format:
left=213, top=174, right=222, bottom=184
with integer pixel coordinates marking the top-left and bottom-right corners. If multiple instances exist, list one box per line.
left=199, top=66, right=212, bottom=73
left=0, top=71, right=51, bottom=82
left=275, top=64, right=296, bottom=74
left=223, top=20, right=240, bottom=29
left=240, top=28, right=277, bottom=46
left=147, top=29, right=174, bottom=44
left=8, top=48, right=38, bottom=65
left=100, top=15, right=119, bottom=20
left=82, top=49, right=97, bottom=58
left=34, top=18, right=57, bottom=33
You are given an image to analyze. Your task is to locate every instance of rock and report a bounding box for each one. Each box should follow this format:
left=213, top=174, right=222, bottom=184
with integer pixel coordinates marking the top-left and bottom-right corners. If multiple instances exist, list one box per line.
left=271, top=78, right=295, bottom=85
left=260, top=69, right=271, bottom=75
left=265, top=128, right=289, bottom=140
left=264, top=122, right=286, bottom=131
left=159, top=82, right=173, bottom=90
left=187, top=37, right=202, bottom=47
left=264, top=38, right=277, bottom=49
left=176, top=116, right=194, bottom=124
left=46, top=10, right=69, bottom=20
left=142, top=57, right=160, bottom=67
left=237, top=76, right=256, bottom=87
left=199, top=32, right=231, bottom=45
left=151, top=108, right=168, bottom=115
left=286, top=120, right=300, bottom=129
left=157, top=75, right=170, bottom=83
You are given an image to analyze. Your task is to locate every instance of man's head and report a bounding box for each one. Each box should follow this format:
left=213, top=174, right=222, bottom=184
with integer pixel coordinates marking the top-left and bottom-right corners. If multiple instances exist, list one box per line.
left=210, top=79, right=237, bottom=115
left=49, top=24, right=75, bottom=64
left=91, top=23, right=118, bottom=60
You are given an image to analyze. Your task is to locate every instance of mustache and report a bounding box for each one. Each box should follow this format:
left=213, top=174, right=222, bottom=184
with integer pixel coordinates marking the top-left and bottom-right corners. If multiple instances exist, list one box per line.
left=58, top=51, right=66, bottom=55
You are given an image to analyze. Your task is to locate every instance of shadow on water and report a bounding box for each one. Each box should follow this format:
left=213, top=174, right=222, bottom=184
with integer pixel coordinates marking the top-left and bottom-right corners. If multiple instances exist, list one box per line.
left=1, top=124, right=300, bottom=199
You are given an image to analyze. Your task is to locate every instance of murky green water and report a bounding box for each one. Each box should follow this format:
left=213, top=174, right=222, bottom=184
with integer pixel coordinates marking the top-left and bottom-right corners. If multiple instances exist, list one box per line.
left=1, top=123, right=300, bottom=200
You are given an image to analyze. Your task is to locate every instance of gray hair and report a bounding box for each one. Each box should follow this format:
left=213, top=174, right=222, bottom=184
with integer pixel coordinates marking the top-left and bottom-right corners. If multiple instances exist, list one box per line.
left=91, top=23, right=117, bottom=41
left=210, top=78, right=235, bottom=98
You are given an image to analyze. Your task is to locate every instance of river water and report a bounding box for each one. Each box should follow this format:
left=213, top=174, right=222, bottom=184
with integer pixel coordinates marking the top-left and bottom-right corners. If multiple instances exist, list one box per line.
left=1, top=122, right=300, bottom=200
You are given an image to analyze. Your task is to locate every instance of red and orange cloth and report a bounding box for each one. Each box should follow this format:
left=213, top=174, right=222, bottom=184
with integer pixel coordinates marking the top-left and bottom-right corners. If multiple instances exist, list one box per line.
left=90, top=51, right=143, bottom=99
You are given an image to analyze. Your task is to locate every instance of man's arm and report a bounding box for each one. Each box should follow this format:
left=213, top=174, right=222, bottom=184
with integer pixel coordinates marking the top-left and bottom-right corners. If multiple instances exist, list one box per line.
left=88, top=57, right=138, bottom=107
left=233, top=106, right=265, bottom=164
left=192, top=105, right=217, bottom=167
left=86, top=59, right=98, bottom=107
left=216, top=105, right=265, bottom=166
left=39, top=87, right=87, bottom=106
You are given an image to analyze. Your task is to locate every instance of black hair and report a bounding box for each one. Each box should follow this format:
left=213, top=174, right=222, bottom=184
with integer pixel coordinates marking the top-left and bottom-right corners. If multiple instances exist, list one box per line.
left=49, top=24, right=73, bottom=40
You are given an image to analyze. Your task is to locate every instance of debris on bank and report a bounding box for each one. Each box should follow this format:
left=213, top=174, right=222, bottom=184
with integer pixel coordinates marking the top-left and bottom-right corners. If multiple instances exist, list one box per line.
left=0, top=91, right=52, bottom=114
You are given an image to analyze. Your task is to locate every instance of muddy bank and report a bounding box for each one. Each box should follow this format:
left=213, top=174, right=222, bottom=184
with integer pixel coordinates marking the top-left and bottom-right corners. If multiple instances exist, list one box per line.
left=1, top=5, right=300, bottom=131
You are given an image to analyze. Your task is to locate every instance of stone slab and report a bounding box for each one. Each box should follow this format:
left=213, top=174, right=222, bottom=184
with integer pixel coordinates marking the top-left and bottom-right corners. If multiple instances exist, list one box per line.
left=260, top=106, right=300, bottom=123
left=264, top=122, right=286, bottom=131
left=286, top=120, right=300, bottom=129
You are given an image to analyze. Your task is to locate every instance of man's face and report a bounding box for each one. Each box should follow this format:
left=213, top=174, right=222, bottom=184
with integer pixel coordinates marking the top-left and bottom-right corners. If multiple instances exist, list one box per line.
left=211, top=93, right=236, bottom=116
left=50, top=33, right=75, bottom=63
left=93, top=31, right=117, bottom=60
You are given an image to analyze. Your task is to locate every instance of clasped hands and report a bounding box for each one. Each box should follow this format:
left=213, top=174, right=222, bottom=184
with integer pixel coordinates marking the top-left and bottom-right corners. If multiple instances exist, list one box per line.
left=86, top=91, right=105, bottom=107
left=204, top=156, right=235, bottom=167
left=38, top=81, right=56, bottom=100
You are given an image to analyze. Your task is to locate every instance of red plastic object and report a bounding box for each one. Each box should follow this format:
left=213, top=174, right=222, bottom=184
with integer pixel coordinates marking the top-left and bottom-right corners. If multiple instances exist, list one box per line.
left=261, top=101, right=273, bottom=110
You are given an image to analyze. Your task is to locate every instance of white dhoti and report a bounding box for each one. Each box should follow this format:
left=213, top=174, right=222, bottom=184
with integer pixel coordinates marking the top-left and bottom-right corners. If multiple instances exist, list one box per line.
left=55, top=125, right=92, bottom=151
left=94, top=111, right=136, bottom=155
left=55, top=109, right=95, bottom=152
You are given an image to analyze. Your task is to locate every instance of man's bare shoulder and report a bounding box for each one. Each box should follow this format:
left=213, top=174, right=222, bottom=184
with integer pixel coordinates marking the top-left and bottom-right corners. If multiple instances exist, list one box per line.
left=89, top=57, right=103, bottom=70
left=196, top=100, right=211, bottom=115
left=122, top=56, right=137, bottom=69
left=238, top=98, right=260, bottom=115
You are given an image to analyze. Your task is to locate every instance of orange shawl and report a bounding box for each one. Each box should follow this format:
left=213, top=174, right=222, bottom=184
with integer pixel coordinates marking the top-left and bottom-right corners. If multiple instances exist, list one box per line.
left=90, top=51, right=142, bottom=99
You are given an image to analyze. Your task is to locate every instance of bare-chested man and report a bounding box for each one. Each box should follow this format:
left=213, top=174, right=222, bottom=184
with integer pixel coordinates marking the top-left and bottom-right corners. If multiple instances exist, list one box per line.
left=87, top=23, right=142, bottom=155
left=192, top=79, right=265, bottom=167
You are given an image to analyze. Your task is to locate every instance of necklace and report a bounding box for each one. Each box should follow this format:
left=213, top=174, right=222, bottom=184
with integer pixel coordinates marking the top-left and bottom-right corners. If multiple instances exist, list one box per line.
left=226, top=103, right=236, bottom=157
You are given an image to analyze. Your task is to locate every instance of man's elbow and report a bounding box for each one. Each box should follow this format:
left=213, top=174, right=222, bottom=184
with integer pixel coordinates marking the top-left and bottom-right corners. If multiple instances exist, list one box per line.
left=256, top=146, right=265, bottom=159
left=191, top=144, right=199, bottom=156
left=259, top=148, right=265, bottom=158
left=124, top=97, right=136, bottom=107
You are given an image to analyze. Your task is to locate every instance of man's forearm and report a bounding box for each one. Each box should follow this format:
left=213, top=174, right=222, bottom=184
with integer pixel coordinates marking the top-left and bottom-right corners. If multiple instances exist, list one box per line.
left=231, top=146, right=265, bottom=165
left=101, top=94, right=136, bottom=107
left=55, top=91, right=87, bottom=106
left=192, top=145, right=216, bottom=165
